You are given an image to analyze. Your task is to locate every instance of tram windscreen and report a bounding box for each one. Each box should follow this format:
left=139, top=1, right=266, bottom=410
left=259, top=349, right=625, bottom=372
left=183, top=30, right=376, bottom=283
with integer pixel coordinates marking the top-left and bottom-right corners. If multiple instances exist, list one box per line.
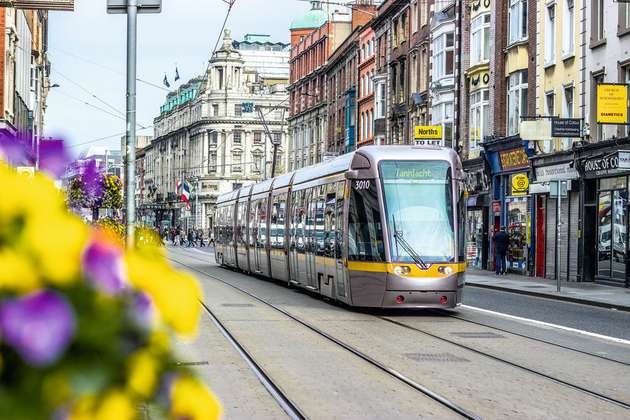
left=380, top=160, right=455, bottom=263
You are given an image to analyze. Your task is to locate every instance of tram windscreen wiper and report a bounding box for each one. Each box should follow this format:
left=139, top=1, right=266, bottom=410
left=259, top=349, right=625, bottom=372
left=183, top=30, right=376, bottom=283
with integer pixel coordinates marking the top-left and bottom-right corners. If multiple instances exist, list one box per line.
left=392, top=215, right=428, bottom=270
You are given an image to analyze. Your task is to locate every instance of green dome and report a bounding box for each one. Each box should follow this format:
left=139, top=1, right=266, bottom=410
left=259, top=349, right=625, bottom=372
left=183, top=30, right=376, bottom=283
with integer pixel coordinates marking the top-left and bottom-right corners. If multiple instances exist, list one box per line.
left=290, top=3, right=327, bottom=30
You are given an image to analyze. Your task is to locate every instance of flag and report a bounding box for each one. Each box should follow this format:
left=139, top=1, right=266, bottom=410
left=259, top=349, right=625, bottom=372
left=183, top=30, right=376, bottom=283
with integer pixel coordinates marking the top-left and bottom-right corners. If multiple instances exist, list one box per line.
left=181, top=181, right=191, bottom=204
left=163, top=74, right=171, bottom=88
left=175, top=67, right=180, bottom=82
left=175, top=179, right=182, bottom=195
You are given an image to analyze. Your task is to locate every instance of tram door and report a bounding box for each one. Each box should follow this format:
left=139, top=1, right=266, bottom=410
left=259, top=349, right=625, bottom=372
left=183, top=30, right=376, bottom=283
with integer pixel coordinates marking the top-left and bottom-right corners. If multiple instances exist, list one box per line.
left=335, top=181, right=348, bottom=301
left=321, top=183, right=336, bottom=298
left=252, top=199, right=264, bottom=274
left=305, top=188, right=318, bottom=289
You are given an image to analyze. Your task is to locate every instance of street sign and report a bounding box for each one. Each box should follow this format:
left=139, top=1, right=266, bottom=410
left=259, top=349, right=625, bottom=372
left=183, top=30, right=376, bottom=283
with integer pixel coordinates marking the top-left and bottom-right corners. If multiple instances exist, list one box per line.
left=596, top=83, right=628, bottom=124
left=520, top=120, right=552, bottom=141
left=414, top=125, right=443, bottom=140
left=551, top=118, right=582, bottom=138
left=107, top=0, right=161, bottom=14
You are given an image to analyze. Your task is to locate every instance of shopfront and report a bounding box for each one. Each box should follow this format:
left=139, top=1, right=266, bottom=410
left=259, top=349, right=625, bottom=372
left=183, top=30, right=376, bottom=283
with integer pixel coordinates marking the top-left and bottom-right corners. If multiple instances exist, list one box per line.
left=482, top=137, right=534, bottom=275
left=464, top=158, right=491, bottom=270
left=530, top=156, right=580, bottom=281
left=578, top=141, right=630, bottom=288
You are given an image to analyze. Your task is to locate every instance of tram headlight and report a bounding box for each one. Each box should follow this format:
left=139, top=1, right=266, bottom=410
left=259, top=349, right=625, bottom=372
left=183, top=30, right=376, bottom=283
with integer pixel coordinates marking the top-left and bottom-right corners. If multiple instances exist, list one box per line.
left=394, top=266, right=412, bottom=276
left=438, top=266, right=454, bottom=275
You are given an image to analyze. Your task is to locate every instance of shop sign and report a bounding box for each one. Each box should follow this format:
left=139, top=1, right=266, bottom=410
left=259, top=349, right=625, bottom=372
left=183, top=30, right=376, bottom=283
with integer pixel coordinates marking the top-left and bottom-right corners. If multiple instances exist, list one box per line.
left=492, top=200, right=502, bottom=214
left=499, top=148, right=529, bottom=171
left=511, top=173, right=529, bottom=196
left=597, top=83, right=628, bottom=124
left=551, top=118, right=582, bottom=138
left=414, top=126, right=443, bottom=140
left=535, top=163, right=579, bottom=182
left=0, top=0, right=74, bottom=10
left=619, top=151, right=630, bottom=169
left=520, top=120, right=552, bottom=141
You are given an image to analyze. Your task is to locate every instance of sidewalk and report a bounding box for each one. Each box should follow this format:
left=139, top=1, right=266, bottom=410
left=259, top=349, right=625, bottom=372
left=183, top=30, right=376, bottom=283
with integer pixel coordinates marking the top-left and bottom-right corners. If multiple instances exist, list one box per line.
left=466, top=269, right=630, bottom=312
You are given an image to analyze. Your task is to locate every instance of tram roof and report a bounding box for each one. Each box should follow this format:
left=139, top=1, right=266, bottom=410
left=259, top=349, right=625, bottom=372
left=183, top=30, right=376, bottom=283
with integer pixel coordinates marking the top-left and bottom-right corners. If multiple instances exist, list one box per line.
left=251, top=178, right=274, bottom=195
left=292, top=152, right=355, bottom=186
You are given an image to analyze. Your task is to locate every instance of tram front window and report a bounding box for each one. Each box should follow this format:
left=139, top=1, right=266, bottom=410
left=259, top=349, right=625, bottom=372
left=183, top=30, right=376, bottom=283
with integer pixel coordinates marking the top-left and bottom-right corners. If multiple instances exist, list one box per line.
left=380, top=160, right=455, bottom=263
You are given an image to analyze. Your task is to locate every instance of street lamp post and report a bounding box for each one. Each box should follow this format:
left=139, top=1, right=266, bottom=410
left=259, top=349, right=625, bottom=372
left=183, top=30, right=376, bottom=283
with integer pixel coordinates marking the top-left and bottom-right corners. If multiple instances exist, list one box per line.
left=107, top=0, right=161, bottom=248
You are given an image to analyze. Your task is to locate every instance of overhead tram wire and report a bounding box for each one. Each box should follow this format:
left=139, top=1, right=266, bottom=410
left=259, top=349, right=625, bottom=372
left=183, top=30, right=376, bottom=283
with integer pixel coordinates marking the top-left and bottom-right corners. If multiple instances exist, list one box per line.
left=200, top=0, right=237, bottom=79
left=68, top=125, right=155, bottom=149
left=51, top=69, right=126, bottom=117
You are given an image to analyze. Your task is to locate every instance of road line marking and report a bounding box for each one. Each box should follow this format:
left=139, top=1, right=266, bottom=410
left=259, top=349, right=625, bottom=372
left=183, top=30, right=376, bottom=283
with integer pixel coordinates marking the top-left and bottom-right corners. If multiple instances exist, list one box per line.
left=462, top=305, right=630, bottom=346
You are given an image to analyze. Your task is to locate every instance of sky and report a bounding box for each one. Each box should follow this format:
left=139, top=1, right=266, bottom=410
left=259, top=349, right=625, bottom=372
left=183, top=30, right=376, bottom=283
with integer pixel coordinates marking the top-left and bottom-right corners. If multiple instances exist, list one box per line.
left=45, top=0, right=309, bottom=155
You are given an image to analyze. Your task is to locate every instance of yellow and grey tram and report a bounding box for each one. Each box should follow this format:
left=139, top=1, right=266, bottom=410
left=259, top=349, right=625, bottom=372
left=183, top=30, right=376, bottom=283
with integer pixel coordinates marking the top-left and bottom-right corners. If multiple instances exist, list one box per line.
left=214, top=145, right=466, bottom=308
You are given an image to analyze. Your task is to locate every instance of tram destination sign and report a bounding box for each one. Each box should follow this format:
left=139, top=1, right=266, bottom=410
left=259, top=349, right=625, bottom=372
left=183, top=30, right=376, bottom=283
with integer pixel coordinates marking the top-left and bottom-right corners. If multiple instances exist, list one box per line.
left=551, top=118, right=582, bottom=138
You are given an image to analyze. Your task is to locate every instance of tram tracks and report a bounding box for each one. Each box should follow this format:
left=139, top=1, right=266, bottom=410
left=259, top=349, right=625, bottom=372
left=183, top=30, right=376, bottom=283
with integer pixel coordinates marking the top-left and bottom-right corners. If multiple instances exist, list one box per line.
left=169, top=255, right=481, bottom=420
left=170, top=250, right=630, bottom=416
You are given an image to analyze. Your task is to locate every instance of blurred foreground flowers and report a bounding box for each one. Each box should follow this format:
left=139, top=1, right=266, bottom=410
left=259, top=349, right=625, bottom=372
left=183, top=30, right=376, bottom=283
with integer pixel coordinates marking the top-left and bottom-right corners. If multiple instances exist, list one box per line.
left=0, top=155, right=220, bottom=419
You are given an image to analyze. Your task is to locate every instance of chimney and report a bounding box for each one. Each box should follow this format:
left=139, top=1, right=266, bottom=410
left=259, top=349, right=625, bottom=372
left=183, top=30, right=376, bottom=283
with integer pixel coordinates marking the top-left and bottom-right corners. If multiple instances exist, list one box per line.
left=352, top=0, right=376, bottom=30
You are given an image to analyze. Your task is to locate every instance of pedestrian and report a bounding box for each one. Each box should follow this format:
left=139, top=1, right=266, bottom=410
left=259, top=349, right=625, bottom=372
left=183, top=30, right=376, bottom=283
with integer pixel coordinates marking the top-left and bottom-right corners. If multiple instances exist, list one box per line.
left=187, top=229, right=194, bottom=248
left=492, top=226, right=509, bottom=275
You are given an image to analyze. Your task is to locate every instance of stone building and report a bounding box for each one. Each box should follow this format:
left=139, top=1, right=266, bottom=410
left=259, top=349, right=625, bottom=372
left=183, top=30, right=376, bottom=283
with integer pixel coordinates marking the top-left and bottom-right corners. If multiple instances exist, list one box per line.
left=144, top=30, right=289, bottom=231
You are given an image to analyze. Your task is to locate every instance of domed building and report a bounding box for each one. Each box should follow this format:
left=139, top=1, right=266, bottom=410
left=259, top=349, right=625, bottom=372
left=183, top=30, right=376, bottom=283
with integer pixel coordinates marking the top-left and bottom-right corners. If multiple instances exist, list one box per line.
left=290, top=1, right=328, bottom=46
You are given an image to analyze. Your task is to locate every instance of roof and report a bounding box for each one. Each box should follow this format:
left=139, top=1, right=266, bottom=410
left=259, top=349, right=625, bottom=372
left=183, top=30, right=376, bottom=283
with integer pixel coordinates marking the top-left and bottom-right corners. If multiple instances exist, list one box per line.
left=290, top=2, right=327, bottom=30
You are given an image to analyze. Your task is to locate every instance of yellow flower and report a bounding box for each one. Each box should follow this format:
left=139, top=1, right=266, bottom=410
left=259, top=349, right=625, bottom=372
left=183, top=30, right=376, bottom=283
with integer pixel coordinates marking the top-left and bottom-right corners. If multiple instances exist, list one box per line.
left=170, top=376, right=221, bottom=420
left=0, top=249, right=39, bottom=293
left=0, top=168, right=65, bottom=223
left=21, top=213, right=89, bottom=286
left=126, top=350, right=159, bottom=398
left=126, top=253, right=202, bottom=336
left=149, top=329, right=170, bottom=354
left=69, top=390, right=136, bottom=420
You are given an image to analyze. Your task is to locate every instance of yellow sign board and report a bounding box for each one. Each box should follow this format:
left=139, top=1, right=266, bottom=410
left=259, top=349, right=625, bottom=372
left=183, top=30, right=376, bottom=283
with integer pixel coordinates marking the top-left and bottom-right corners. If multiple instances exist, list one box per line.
left=511, top=173, right=529, bottom=196
left=597, top=84, right=628, bottom=124
left=414, top=126, right=443, bottom=140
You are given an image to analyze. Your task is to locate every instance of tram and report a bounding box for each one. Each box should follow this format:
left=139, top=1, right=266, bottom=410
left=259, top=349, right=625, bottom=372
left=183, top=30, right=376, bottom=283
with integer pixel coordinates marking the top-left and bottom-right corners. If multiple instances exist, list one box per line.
left=214, top=145, right=466, bottom=308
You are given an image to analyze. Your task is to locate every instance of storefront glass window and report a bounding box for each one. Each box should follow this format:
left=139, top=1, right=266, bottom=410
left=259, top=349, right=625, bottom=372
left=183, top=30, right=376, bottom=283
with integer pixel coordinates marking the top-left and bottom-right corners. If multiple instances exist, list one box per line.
left=466, top=209, right=484, bottom=269
left=597, top=192, right=612, bottom=278
left=507, top=200, right=529, bottom=272
left=597, top=178, right=628, bottom=282
left=612, top=191, right=627, bottom=281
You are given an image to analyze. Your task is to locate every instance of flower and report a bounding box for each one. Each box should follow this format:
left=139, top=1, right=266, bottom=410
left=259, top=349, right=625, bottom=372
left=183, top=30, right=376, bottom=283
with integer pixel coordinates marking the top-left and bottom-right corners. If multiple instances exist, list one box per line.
left=69, top=389, right=136, bottom=420
left=82, top=238, right=127, bottom=295
left=130, top=292, right=155, bottom=329
left=0, top=290, right=76, bottom=366
left=0, top=249, right=39, bottom=293
left=170, top=376, right=221, bottom=420
left=126, top=350, right=159, bottom=398
left=38, top=139, right=71, bottom=178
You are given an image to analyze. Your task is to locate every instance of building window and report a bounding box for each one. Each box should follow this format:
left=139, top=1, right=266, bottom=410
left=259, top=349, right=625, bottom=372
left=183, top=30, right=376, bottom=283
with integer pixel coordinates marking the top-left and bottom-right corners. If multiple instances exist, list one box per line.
left=563, top=85, right=574, bottom=118
left=470, top=89, right=490, bottom=152
left=233, top=131, right=242, bottom=144
left=508, top=0, right=528, bottom=44
left=432, top=102, right=454, bottom=147
left=210, top=131, right=218, bottom=145
left=563, top=0, right=575, bottom=56
left=507, top=70, right=528, bottom=135
left=621, top=2, right=630, bottom=32
left=212, top=104, right=219, bottom=116
left=252, top=151, right=263, bottom=173
left=545, top=91, right=555, bottom=116
left=433, top=32, right=454, bottom=80
left=217, top=68, right=224, bottom=90
left=232, top=153, right=242, bottom=173
left=208, top=151, right=217, bottom=173
left=592, top=73, right=604, bottom=141
left=411, top=1, right=418, bottom=33
left=545, top=4, right=555, bottom=65
left=254, top=131, right=262, bottom=144
left=471, top=13, right=491, bottom=65
left=593, top=0, right=605, bottom=42
left=375, top=82, right=386, bottom=118
left=234, top=103, right=242, bottom=117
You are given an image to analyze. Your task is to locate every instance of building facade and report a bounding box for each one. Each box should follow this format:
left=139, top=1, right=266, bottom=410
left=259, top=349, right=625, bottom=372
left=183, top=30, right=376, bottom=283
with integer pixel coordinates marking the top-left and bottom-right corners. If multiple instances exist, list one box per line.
left=144, top=30, right=289, bottom=231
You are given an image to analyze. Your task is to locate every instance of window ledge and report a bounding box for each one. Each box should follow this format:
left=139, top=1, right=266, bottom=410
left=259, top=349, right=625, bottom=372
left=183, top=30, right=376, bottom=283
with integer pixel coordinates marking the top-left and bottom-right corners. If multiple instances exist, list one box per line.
left=505, top=39, right=529, bottom=50
left=544, top=61, right=556, bottom=70
left=561, top=52, right=575, bottom=61
left=589, top=38, right=607, bottom=49
left=618, top=27, right=630, bottom=38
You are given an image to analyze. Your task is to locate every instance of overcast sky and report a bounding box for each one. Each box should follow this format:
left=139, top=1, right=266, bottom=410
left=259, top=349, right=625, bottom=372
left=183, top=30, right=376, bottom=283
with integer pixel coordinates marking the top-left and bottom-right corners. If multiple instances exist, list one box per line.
left=45, top=0, right=309, bottom=155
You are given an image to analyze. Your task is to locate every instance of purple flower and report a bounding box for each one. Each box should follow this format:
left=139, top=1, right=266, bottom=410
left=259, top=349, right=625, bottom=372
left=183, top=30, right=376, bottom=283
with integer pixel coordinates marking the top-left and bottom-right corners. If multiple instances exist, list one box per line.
left=130, top=292, right=155, bottom=328
left=82, top=160, right=103, bottom=203
left=39, top=139, right=71, bottom=178
left=82, top=240, right=127, bottom=294
left=0, top=290, right=76, bottom=367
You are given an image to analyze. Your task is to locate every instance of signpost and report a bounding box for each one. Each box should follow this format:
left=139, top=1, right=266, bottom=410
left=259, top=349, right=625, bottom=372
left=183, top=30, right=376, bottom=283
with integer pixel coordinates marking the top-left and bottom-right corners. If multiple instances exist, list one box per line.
left=107, top=0, right=162, bottom=247
left=551, top=118, right=582, bottom=138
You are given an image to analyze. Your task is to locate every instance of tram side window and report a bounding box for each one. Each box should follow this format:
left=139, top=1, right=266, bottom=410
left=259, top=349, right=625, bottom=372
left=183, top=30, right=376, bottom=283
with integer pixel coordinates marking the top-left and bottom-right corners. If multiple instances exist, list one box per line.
left=315, top=186, right=326, bottom=257
left=259, top=198, right=268, bottom=248
left=249, top=200, right=257, bottom=247
left=348, top=181, right=385, bottom=262
left=336, top=181, right=345, bottom=259
left=458, top=184, right=465, bottom=262
left=324, top=185, right=336, bottom=258
left=270, top=198, right=279, bottom=249
left=305, top=189, right=315, bottom=253
left=278, top=194, right=286, bottom=248
left=296, top=190, right=307, bottom=254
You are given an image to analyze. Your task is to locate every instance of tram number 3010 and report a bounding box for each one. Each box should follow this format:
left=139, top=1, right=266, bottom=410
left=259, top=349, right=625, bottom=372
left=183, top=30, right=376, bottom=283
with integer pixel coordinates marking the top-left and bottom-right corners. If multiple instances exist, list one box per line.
left=353, top=179, right=371, bottom=190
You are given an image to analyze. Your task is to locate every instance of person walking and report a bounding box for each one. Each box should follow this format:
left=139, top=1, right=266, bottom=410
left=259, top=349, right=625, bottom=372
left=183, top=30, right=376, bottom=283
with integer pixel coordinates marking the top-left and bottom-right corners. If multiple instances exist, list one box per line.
left=187, top=229, right=194, bottom=248
left=493, top=226, right=509, bottom=275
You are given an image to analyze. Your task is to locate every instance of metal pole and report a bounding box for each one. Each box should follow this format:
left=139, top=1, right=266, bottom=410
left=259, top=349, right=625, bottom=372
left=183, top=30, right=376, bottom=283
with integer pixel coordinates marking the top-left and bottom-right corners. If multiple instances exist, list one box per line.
left=125, top=0, right=138, bottom=248
left=555, top=181, right=562, bottom=292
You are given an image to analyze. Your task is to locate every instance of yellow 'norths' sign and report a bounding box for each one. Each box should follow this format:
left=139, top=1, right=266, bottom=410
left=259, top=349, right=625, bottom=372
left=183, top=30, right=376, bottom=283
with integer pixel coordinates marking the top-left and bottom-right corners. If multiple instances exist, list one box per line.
left=414, top=126, right=443, bottom=139
left=597, top=83, right=628, bottom=124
